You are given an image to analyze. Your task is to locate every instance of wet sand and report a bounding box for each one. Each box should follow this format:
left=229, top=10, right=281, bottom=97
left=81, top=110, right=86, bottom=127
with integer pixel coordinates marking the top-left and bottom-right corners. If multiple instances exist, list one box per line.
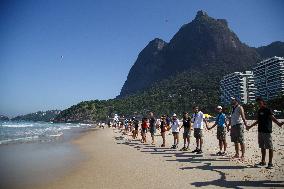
left=0, top=128, right=89, bottom=189
left=36, top=120, right=284, bottom=189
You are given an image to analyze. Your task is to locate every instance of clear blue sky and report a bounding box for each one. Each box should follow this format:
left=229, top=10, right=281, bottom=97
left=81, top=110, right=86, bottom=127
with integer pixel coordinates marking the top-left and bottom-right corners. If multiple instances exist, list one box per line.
left=0, top=0, right=283, bottom=117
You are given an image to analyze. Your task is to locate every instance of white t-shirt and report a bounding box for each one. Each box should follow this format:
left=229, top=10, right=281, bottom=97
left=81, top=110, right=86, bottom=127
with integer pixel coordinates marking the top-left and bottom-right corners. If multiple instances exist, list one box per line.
left=171, top=119, right=180, bottom=132
left=192, top=111, right=204, bottom=129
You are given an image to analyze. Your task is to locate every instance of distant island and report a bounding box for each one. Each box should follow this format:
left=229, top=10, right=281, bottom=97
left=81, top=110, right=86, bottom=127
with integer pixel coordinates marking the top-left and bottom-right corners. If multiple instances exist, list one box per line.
left=0, top=115, right=9, bottom=122
left=11, top=110, right=61, bottom=122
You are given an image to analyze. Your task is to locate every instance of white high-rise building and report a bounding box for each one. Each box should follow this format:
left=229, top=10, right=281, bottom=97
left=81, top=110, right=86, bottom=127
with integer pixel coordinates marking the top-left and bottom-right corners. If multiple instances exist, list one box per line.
left=220, top=71, right=256, bottom=105
left=253, top=56, right=284, bottom=100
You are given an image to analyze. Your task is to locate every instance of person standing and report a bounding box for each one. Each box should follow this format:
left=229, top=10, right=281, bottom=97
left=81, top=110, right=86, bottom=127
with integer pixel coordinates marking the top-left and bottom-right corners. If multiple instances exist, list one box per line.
left=141, top=117, right=149, bottom=143
left=228, top=97, right=248, bottom=160
left=191, top=106, right=208, bottom=154
left=180, top=112, right=191, bottom=151
left=246, top=97, right=284, bottom=169
left=207, top=106, right=229, bottom=155
left=170, top=113, right=180, bottom=149
left=132, top=117, right=139, bottom=139
left=160, top=115, right=167, bottom=147
left=149, top=112, right=156, bottom=145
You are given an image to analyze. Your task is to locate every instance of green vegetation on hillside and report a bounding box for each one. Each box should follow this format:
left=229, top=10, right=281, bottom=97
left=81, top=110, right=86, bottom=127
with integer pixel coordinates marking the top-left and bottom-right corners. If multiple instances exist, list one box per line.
left=12, top=110, right=61, bottom=122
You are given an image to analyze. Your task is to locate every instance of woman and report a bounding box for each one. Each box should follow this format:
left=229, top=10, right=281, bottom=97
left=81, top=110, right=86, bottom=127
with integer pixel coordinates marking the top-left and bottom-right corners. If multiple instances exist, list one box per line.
left=141, top=117, right=149, bottom=143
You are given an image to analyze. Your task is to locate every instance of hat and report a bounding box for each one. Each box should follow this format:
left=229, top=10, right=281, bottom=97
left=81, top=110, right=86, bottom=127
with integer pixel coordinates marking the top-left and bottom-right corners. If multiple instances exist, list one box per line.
left=172, top=113, right=177, bottom=117
left=231, top=97, right=240, bottom=102
left=217, top=106, right=222, bottom=109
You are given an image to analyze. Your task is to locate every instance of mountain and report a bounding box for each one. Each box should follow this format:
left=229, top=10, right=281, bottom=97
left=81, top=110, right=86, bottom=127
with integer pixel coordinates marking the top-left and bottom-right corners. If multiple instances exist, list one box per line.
left=119, top=10, right=261, bottom=97
left=0, top=115, right=9, bottom=122
left=256, top=41, right=284, bottom=58
left=119, top=38, right=167, bottom=96
left=11, top=110, right=61, bottom=122
left=54, top=10, right=284, bottom=122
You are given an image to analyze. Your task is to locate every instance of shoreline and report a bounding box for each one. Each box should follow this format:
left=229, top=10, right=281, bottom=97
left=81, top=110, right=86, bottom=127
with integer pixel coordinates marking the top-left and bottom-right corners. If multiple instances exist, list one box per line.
left=34, top=121, right=284, bottom=189
left=0, top=126, right=97, bottom=189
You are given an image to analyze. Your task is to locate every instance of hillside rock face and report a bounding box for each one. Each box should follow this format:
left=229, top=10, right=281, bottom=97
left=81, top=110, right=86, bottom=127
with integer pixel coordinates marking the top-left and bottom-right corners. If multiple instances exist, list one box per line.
left=256, top=41, right=284, bottom=58
left=119, top=38, right=167, bottom=96
left=119, top=10, right=261, bottom=97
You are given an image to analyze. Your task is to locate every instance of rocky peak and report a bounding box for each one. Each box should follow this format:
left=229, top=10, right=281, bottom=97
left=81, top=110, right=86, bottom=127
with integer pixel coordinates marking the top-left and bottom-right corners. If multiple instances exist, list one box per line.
left=195, top=10, right=208, bottom=19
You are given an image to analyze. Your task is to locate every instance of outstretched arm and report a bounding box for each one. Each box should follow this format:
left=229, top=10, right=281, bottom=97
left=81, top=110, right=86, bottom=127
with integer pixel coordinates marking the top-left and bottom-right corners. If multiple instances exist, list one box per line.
left=208, top=123, right=217, bottom=130
left=246, top=120, right=258, bottom=131
left=240, top=106, right=248, bottom=127
left=271, top=115, right=284, bottom=127
left=203, top=118, right=208, bottom=130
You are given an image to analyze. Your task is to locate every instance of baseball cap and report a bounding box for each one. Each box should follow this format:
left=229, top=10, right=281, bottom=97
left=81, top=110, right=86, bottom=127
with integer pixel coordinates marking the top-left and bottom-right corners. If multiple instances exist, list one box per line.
left=217, top=106, right=222, bottom=109
left=173, top=113, right=177, bottom=117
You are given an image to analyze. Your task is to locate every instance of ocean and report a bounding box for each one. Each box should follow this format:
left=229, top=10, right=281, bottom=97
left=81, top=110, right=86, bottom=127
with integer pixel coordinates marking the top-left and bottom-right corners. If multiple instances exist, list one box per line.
left=0, top=121, right=93, bottom=145
left=0, top=121, right=95, bottom=189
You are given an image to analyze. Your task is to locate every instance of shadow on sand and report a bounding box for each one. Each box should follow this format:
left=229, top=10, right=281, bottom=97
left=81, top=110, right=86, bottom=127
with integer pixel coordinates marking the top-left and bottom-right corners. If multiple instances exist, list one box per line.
left=114, top=135, right=284, bottom=188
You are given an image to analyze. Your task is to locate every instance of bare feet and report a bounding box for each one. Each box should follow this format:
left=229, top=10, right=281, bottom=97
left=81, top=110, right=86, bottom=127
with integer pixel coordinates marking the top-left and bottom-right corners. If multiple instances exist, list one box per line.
left=231, top=154, right=240, bottom=159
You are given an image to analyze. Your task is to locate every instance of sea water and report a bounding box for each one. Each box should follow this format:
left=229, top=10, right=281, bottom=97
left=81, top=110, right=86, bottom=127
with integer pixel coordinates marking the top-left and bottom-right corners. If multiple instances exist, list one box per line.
left=0, top=121, right=93, bottom=145
left=0, top=121, right=94, bottom=188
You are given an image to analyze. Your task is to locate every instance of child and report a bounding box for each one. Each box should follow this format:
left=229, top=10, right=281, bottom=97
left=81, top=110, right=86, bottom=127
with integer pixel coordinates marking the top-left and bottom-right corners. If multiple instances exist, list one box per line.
left=207, top=106, right=229, bottom=155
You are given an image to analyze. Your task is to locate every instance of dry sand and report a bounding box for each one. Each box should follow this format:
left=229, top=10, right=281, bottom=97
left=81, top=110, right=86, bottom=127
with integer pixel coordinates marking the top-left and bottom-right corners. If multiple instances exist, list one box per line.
left=36, top=121, right=284, bottom=189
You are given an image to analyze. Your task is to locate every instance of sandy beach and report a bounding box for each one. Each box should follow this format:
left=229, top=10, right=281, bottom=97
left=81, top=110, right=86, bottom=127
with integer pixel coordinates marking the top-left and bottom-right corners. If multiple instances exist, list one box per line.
left=28, top=120, right=284, bottom=189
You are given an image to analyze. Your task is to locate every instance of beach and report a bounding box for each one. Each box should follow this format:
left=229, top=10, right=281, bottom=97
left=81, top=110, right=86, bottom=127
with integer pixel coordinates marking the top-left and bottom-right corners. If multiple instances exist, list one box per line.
left=29, top=120, right=284, bottom=189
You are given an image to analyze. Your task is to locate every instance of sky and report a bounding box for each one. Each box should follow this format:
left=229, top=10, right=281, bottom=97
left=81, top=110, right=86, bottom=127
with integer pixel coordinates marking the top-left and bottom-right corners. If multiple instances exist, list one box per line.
left=0, top=0, right=284, bottom=117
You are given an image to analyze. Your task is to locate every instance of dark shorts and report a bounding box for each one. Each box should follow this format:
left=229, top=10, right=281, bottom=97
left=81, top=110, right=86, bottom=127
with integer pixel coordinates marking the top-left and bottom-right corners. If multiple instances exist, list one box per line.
left=150, top=127, right=156, bottom=135
left=194, top=128, right=203, bottom=139
left=183, top=130, right=191, bottom=138
left=258, top=132, right=273, bottom=149
left=230, top=124, right=244, bottom=144
left=172, top=132, right=179, bottom=135
left=141, top=128, right=147, bottom=133
left=217, top=126, right=226, bottom=140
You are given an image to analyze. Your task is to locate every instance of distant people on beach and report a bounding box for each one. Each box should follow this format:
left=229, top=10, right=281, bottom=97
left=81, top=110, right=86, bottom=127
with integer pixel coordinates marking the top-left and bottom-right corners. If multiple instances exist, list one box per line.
left=246, top=97, right=284, bottom=169
left=108, top=98, right=283, bottom=168
left=180, top=112, right=191, bottom=151
left=132, top=117, right=139, bottom=139
left=149, top=112, right=156, bottom=145
left=141, top=117, right=149, bottom=143
left=170, top=113, right=180, bottom=149
left=207, top=106, right=229, bottom=156
left=160, top=115, right=167, bottom=147
left=191, top=106, right=208, bottom=154
left=228, top=97, right=248, bottom=160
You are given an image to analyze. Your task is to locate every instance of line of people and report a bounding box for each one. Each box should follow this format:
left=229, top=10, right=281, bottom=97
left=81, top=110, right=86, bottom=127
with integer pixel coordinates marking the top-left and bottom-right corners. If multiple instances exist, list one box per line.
left=111, top=96, right=283, bottom=169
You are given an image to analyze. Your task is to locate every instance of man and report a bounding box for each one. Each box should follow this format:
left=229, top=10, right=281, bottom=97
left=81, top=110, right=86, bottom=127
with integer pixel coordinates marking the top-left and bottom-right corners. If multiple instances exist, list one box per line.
left=246, top=97, right=283, bottom=169
left=132, top=117, right=139, bottom=139
left=228, top=97, right=248, bottom=160
left=191, top=106, right=208, bottom=154
left=149, top=112, right=156, bottom=145
left=207, top=106, right=229, bottom=155
left=160, top=115, right=167, bottom=147
left=180, top=112, right=191, bottom=151
left=170, top=113, right=180, bottom=149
